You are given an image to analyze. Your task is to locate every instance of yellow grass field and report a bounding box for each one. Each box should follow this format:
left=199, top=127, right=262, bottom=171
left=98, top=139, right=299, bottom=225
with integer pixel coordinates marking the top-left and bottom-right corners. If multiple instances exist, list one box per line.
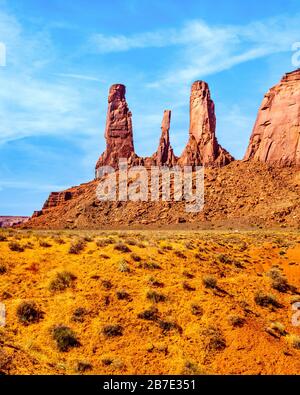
left=0, top=229, right=300, bottom=375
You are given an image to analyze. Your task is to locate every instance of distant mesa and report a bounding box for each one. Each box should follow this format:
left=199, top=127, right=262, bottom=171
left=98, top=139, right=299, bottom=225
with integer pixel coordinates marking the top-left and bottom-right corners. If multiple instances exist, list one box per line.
left=244, top=69, right=300, bottom=166
left=0, top=216, right=29, bottom=228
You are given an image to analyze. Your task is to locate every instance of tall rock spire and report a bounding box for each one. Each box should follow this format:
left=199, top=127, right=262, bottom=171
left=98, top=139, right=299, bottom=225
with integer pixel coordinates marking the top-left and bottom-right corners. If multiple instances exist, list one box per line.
left=95, top=84, right=136, bottom=173
left=244, top=69, right=300, bottom=166
left=152, top=110, right=177, bottom=166
left=179, top=81, right=234, bottom=167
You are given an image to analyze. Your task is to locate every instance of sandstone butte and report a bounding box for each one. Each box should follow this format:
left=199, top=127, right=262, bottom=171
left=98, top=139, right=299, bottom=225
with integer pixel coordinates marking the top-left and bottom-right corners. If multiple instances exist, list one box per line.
left=26, top=70, right=300, bottom=229
left=244, top=69, right=300, bottom=166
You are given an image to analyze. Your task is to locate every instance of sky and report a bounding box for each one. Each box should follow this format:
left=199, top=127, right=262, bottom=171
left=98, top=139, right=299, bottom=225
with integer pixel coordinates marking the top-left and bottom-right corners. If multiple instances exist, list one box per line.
left=0, top=0, right=299, bottom=215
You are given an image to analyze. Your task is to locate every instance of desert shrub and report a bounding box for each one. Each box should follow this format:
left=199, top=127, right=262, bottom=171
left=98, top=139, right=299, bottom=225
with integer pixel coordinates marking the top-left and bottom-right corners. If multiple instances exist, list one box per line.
left=69, top=239, right=86, bottom=254
left=75, top=361, right=92, bottom=373
left=102, top=280, right=112, bottom=290
left=96, top=238, right=114, bottom=247
left=174, top=251, right=186, bottom=259
left=102, top=324, right=123, bottom=337
left=130, top=253, right=141, bottom=262
left=114, top=243, right=131, bottom=253
left=8, top=242, right=24, bottom=252
left=158, top=320, right=182, bottom=334
left=83, top=235, right=93, bottom=242
left=0, top=264, right=7, bottom=275
left=72, top=307, right=87, bottom=323
left=271, top=276, right=290, bottom=293
left=202, top=275, right=217, bottom=289
left=181, top=361, right=203, bottom=375
left=289, top=335, right=300, bottom=349
left=162, top=245, right=173, bottom=251
left=49, top=271, right=76, bottom=292
left=268, top=322, right=286, bottom=336
left=204, top=327, right=226, bottom=351
left=142, top=262, right=161, bottom=270
left=53, top=237, right=66, bottom=245
left=218, top=254, right=232, bottom=264
left=254, top=292, right=281, bottom=308
left=116, top=290, right=130, bottom=300
left=191, top=304, right=203, bottom=316
left=267, top=267, right=282, bottom=280
left=125, top=239, right=137, bottom=246
left=17, top=301, right=42, bottom=325
left=146, top=290, right=166, bottom=303
left=137, top=242, right=146, bottom=249
left=39, top=240, right=52, bottom=248
left=138, top=306, right=159, bottom=321
left=148, top=277, right=163, bottom=287
left=228, top=315, right=245, bottom=328
left=118, top=259, right=130, bottom=273
left=0, top=234, right=7, bottom=242
left=52, top=325, right=80, bottom=352
left=183, top=282, right=196, bottom=291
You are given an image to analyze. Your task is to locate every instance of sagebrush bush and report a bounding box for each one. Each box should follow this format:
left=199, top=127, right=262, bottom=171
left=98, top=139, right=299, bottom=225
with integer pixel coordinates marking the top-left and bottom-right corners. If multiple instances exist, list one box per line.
left=17, top=301, right=42, bottom=325
left=52, top=325, right=80, bottom=352
left=8, top=242, right=24, bottom=252
left=137, top=306, right=159, bottom=321
left=202, top=276, right=217, bottom=289
left=69, top=239, right=86, bottom=254
left=102, top=324, right=123, bottom=337
left=72, top=307, right=87, bottom=323
left=39, top=240, right=52, bottom=248
left=75, top=361, right=92, bottom=373
left=116, top=290, right=130, bottom=300
left=49, top=271, right=76, bottom=292
left=228, top=315, right=245, bottom=328
left=114, top=242, right=131, bottom=253
left=146, top=290, right=166, bottom=303
left=254, top=291, right=281, bottom=308
left=118, top=259, right=130, bottom=273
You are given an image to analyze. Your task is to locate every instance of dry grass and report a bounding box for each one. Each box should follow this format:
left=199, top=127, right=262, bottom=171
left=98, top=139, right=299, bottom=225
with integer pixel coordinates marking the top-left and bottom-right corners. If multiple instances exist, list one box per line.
left=0, top=229, right=299, bottom=375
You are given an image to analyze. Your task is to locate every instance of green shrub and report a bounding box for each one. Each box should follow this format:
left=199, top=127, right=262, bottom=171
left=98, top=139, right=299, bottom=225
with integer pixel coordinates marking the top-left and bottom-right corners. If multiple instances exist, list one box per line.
left=52, top=325, right=80, bottom=352
left=254, top=291, right=281, bottom=308
left=137, top=306, right=159, bottom=321
left=49, top=271, right=76, bottom=292
left=202, top=276, right=217, bottom=289
left=102, top=324, right=123, bottom=337
left=8, top=242, right=24, bottom=252
left=69, top=239, right=86, bottom=254
left=17, top=301, right=42, bottom=325
left=146, top=290, right=166, bottom=303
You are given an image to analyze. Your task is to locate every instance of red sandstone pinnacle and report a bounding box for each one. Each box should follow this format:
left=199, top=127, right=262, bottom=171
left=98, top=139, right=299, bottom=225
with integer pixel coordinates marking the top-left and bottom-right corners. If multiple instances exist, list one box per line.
left=178, top=81, right=234, bottom=167
left=152, top=110, right=177, bottom=166
left=95, top=84, right=137, bottom=173
left=244, top=69, right=300, bottom=166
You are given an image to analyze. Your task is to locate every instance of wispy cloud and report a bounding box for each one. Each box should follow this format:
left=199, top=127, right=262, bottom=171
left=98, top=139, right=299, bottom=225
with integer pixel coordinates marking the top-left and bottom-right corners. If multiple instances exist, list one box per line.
left=55, top=73, right=105, bottom=82
left=90, top=15, right=300, bottom=87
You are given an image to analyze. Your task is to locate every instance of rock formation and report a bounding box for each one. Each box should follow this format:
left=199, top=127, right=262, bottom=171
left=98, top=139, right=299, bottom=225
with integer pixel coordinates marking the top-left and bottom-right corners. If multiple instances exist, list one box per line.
left=179, top=81, right=234, bottom=167
left=151, top=110, right=177, bottom=166
left=244, top=69, right=300, bottom=166
left=95, top=84, right=138, bottom=174
left=0, top=216, right=29, bottom=228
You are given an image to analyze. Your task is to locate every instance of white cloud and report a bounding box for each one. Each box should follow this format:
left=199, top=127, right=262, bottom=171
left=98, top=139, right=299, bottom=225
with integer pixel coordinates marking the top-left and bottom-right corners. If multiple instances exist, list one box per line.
left=90, top=15, right=300, bottom=87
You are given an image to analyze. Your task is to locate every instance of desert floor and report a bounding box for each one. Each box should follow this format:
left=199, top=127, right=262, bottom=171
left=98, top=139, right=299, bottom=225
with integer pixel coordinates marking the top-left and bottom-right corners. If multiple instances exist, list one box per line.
left=0, top=229, right=300, bottom=375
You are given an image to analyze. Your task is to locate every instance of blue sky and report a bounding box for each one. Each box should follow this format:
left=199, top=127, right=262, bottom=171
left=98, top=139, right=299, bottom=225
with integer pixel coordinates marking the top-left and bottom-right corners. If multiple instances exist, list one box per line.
left=0, top=0, right=299, bottom=215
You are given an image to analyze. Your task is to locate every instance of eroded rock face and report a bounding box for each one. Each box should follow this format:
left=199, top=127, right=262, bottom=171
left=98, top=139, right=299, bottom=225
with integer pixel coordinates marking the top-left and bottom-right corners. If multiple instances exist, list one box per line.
left=95, top=84, right=137, bottom=173
left=179, top=81, right=234, bottom=167
left=152, top=110, right=177, bottom=166
left=244, top=69, right=300, bottom=166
